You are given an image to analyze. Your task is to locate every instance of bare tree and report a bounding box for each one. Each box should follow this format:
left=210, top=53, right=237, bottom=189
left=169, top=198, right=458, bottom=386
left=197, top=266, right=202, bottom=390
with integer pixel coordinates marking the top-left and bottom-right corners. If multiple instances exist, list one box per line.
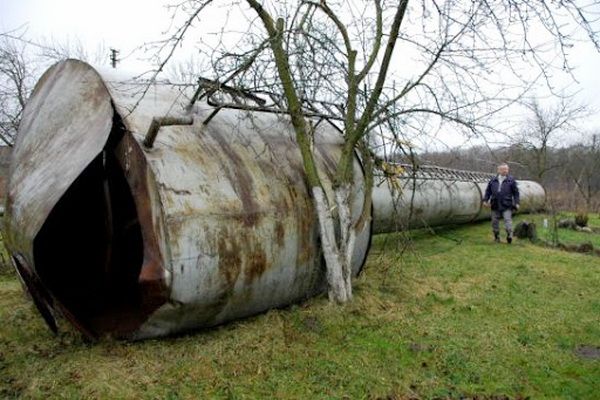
left=146, top=0, right=599, bottom=303
left=0, top=30, right=107, bottom=146
left=566, top=133, right=600, bottom=211
left=510, top=98, right=590, bottom=183
left=0, top=34, right=31, bottom=146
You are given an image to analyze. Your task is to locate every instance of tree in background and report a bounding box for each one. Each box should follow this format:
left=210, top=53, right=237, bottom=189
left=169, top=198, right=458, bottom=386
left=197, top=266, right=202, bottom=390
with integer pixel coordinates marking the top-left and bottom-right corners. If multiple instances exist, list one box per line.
left=0, top=33, right=30, bottom=146
left=566, top=133, right=600, bottom=211
left=510, top=98, right=589, bottom=183
left=0, top=29, right=106, bottom=146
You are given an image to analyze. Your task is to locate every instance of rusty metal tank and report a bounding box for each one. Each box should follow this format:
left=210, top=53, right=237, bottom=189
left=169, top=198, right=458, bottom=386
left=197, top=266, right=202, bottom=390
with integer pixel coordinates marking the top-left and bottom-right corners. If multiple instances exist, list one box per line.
left=4, top=60, right=546, bottom=340
left=4, top=59, right=372, bottom=339
left=372, top=164, right=546, bottom=233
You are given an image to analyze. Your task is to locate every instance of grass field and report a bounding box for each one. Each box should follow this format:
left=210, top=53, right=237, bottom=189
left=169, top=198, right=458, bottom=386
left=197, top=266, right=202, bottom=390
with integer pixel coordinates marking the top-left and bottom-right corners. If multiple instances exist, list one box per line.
left=0, top=215, right=599, bottom=399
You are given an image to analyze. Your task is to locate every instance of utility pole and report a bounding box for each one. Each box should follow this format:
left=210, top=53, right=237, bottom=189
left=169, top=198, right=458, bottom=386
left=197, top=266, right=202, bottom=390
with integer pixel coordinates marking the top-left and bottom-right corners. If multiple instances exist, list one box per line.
left=110, top=48, right=120, bottom=68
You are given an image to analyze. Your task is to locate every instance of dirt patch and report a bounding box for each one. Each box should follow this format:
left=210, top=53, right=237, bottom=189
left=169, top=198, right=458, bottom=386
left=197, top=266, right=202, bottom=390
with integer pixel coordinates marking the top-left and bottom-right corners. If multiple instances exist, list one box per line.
left=574, top=345, right=600, bottom=360
left=301, top=315, right=323, bottom=334
left=540, top=240, right=600, bottom=257
left=407, top=342, right=434, bottom=353
left=558, top=242, right=595, bottom=254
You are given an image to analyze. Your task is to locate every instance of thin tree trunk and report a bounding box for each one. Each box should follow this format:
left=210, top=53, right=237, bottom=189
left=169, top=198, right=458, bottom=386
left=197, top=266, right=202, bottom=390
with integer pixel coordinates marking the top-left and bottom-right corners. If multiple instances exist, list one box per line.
left=244, top=0, right=366, bottom=303
left=312, top=186, right=350, bottom=303
left=335, top=184, right=355, bottom=299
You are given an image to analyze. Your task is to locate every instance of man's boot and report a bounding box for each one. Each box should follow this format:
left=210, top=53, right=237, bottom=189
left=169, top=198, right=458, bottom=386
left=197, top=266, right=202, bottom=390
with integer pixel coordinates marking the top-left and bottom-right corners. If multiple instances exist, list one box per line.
left=494, top=232, right=500, bottom=243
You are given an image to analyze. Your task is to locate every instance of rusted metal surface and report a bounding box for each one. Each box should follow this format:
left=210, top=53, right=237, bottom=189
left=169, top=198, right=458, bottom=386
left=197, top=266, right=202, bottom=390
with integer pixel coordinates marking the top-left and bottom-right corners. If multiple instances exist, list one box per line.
left=4, top=60, right=371, bottom=339
left=372, top=165, right=546, bottom=233
left=4, top=59, right=545, bottom=340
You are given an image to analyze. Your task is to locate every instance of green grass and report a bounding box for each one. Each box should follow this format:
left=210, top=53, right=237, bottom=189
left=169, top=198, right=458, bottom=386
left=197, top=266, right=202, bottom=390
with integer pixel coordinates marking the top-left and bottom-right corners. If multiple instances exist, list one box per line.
left=1, top=220, right=599, bottom=399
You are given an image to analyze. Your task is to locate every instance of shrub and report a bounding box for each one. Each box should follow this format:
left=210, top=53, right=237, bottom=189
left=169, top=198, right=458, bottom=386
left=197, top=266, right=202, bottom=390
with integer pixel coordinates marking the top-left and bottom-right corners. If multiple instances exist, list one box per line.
left=575, top=211, right=589, bottom=228
left=515, top=221, right=538, bottom=241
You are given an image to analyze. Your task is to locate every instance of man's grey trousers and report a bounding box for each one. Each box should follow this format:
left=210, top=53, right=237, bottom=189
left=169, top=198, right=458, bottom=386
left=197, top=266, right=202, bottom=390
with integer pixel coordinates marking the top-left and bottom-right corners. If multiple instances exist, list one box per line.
left=492, top=209, right=513, bottom=237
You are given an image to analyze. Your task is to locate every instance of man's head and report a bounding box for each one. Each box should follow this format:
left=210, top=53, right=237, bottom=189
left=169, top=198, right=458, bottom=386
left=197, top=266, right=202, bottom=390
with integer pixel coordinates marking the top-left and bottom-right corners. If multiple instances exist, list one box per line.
left=497, top=163, right=509, bottom=176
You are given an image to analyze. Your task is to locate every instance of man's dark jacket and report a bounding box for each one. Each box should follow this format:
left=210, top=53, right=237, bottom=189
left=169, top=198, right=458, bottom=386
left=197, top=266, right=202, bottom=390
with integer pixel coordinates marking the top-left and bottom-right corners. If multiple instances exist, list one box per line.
left=483, top=175, right=520, bottom=211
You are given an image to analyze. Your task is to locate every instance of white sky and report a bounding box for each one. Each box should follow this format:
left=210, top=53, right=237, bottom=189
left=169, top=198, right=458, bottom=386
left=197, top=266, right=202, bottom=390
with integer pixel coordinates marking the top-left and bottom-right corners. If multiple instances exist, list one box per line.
left=2, top=0, right=600, bottom=149
left=0, top=0, right=167, bottom=68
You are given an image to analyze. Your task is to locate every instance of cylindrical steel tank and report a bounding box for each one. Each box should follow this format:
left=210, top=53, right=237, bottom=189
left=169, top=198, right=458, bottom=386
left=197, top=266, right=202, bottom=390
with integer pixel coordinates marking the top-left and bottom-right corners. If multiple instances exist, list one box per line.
left=4, top=60, right=546, bottom=340
left=372, top=165, right=546, bottom=233
left=4, top=60, right=371, bottom=339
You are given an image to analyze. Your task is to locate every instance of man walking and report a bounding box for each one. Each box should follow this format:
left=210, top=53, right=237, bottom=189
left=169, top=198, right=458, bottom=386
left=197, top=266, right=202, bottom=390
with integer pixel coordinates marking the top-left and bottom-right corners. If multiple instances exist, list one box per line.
left=483, top=163, right=520, bottom=243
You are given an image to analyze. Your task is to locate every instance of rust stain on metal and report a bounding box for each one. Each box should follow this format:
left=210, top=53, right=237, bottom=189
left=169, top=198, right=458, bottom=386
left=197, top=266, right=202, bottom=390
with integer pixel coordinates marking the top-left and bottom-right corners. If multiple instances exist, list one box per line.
left=316, top=144, right=339, bottom=181
left=244, top=250, right=268, bottom=284
left=297, top=202, right=315, bottom=265
left=211, top=131, right=261, bottom=227
left=274, top=221, right=285, bottom=248
left=217, top=235, right=242, bottom=292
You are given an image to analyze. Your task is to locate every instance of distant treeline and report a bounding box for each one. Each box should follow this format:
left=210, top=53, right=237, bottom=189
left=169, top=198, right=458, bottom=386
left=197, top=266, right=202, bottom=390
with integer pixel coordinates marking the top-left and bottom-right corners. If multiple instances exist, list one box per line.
left=390, top=138, right=600, bottom=213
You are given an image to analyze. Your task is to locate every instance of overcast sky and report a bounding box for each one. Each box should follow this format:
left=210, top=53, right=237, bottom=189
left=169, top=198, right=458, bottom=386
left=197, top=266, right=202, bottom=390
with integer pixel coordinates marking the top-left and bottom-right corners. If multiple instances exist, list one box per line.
left=2, top=0, right=600, bottom=149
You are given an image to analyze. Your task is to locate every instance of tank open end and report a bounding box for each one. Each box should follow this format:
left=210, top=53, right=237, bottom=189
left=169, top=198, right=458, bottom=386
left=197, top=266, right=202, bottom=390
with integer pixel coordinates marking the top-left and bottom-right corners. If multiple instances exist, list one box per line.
left=32, top=128, right=146, bottom=336
left=4, top=60, right=167, bottom=338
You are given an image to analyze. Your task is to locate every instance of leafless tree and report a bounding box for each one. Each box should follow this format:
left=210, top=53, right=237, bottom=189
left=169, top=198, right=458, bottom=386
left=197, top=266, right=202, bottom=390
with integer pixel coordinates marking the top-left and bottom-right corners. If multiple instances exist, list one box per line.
left=565, top=133, right=600, bottom=211
left=0, top=30, right=107, bottom=146
left=0, top=34, right=31, bottom=146
left=511, top=98, right=590, bottom=183
left=146, top=0, right=600, bottom=303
